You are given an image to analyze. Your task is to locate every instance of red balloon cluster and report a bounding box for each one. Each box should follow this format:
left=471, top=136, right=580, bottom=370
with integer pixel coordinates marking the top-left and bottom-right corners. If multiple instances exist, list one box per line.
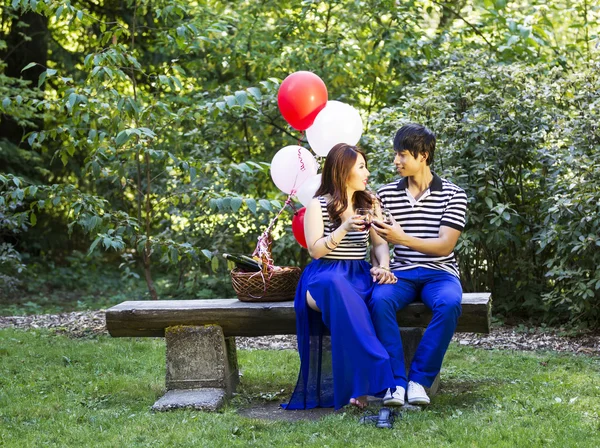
left=291, top=208, right=307, bottom=249
left=277, top=72, right=328, bottom=131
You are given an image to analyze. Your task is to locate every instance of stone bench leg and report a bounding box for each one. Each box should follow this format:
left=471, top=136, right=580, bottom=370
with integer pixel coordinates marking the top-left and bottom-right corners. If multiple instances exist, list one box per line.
left=401, top=327, right=440, bottom=396
left=151, top=325, right=239, bottom=412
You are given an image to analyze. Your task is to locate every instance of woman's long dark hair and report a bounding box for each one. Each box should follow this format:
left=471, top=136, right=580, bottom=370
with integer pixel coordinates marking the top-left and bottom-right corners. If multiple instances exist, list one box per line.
left=314, top=143, right=373, bottom=228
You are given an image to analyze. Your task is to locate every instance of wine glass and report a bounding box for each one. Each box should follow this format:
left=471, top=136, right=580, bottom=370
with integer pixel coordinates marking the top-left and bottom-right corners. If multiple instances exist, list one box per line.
left=381, top=208, right=393, bottom=225
left=372, top=208, right=393, bottom=228
left=355, top=208, right=374, bottom=230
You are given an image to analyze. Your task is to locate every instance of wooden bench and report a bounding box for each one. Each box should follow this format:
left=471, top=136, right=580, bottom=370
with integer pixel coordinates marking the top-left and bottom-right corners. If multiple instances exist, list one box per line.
left=106, top=293, right=491, bottom=411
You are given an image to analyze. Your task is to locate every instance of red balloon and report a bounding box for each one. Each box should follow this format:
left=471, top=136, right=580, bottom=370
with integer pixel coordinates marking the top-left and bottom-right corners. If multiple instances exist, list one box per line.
left=292, top=207, right=308, bottom=248
left=278, top=71, right=328, bottom=131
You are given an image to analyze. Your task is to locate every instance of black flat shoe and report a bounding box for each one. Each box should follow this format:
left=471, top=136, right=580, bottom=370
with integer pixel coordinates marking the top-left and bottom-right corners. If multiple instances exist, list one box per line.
left=359, top=407, right=398, bottom=429
left=376, top=407, right=396, bottom=429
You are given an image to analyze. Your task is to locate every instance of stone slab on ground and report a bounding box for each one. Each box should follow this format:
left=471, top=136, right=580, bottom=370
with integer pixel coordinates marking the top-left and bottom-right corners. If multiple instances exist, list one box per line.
left=151, top=388, right=226, bottom=412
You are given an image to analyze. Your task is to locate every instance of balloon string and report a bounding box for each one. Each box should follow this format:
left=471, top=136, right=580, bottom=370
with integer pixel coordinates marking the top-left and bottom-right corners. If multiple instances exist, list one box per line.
left=297, top=130, right=304, bottom=148
left=297, top=146, right=306, bottom=172
left=253, top=194, right=296, bottom=271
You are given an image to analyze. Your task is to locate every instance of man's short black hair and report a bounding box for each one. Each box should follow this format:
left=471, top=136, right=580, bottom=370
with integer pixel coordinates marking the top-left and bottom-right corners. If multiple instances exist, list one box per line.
left=393, top=123, right=436, bottom=166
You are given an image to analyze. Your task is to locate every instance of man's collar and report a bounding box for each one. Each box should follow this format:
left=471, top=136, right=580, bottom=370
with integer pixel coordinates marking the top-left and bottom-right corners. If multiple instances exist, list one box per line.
left=397, top=172, right=443, bottom=191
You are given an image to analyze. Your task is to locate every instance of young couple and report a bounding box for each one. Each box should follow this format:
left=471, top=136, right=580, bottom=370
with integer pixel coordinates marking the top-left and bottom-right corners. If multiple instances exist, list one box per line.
left=284, top=123, right=468, bottom=411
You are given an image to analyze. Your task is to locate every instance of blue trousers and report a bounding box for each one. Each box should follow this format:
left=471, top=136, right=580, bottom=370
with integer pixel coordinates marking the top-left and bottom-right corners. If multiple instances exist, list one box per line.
left=369, top=267, right=462, bottom=389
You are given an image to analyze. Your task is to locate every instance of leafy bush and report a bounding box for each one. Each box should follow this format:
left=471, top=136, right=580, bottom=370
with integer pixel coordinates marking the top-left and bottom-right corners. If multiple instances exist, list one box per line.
left=366, top=52, right=600, bottom=328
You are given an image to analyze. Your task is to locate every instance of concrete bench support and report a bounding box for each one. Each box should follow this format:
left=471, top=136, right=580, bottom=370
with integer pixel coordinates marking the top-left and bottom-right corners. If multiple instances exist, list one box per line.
left=152, top=325, right=239, bottom=411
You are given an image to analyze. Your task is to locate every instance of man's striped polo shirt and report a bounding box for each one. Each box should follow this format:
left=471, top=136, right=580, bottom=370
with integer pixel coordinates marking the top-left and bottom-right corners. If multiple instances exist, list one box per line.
left=377, top=173, right=467, bottom=278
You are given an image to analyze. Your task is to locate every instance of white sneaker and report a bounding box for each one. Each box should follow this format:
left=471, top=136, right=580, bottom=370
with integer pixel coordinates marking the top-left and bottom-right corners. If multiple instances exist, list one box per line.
left=407, top=381, right=430, bottom=405
left=382, top=386, right=405, bottom=406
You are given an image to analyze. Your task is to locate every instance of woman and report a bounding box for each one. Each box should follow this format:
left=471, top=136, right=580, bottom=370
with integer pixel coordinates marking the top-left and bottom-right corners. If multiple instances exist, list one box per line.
left=284, top=143, right=398, bottom=411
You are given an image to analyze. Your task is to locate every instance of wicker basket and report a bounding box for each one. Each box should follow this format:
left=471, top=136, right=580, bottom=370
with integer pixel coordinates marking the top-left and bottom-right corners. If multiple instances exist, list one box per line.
left=230, top=267, right=301, bottom=302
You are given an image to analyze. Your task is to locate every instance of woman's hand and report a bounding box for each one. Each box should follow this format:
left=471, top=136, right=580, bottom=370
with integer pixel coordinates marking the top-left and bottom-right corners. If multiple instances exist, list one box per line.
left=370, top=266, right=397, bottom=285
left=342, top=214, right=367, bottom=232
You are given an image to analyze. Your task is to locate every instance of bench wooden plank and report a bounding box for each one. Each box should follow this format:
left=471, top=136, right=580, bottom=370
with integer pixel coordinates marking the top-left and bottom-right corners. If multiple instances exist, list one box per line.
left=106, top=293, right=491, bottom=337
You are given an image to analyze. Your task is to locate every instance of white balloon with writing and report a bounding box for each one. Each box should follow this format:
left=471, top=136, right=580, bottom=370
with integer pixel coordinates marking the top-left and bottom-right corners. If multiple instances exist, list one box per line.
left=270, top=145, right=319, bottom=194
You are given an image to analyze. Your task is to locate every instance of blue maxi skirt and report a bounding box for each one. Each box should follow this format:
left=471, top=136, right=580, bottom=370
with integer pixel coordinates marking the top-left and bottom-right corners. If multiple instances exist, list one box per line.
left=283, top=258, right=396, bottom=410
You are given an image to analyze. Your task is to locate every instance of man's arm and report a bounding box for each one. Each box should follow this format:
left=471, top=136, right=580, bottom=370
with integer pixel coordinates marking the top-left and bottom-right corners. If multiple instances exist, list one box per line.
left=372, top=187, right=467, bottom=257
left=372, top=221, right=461, bottom=257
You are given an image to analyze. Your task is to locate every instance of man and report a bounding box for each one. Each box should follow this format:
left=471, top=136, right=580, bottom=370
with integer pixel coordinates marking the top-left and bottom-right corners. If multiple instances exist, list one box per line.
left=370, top=123, right=468, bottom=406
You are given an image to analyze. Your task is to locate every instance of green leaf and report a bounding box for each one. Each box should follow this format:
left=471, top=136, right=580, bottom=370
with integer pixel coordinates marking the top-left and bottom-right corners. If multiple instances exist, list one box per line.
left=158, top=75, right=170, bottom=86
left=88, top=236, right=101, bottom=255
left=68, top=92, right=77, bottom=109
left=115, top=130, right=131, bottom=146
left=21, top=62, right=37, bottom=72
left=201, top=249, right=212, bottom=260
left=2, top=98, right=10, bottom=109
left=230, top=198, right=243, bottom=212
left=28, top=132, right=37, bottom=146
left=170, top=247, right=179, bottom=262
left=88, top=215, right=101, bottom=230
left=30, top=212, right=37, bottom=226
left=224, top=95, right=236, bottom=107
left=234, top=91, right=247, bottom=106
left=245, top=198, right=257, bottom=214
left=259, top=199, right=272, bottom=211
left=37, top=71, right=47, bottom=88
left=485, top=197, right=493, bottom=209
left=211, top=256, right=219, bottom=273
left=190, top=167, right=196, bottom=182
left=247, top=87, right=262, bottom=99
left=91, top=161, right=100, bottom=177
left=76, top=10, right=83, bottom=20
left=28, top=185, right=38, bottom=197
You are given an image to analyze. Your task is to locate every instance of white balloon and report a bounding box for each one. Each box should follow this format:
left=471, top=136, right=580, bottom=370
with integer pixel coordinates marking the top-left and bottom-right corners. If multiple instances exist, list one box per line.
left=306, top=100, right=364, bottom=157
left=270, top=145, right=319, bottom=194
left=296, top=173, right=322, bottom=206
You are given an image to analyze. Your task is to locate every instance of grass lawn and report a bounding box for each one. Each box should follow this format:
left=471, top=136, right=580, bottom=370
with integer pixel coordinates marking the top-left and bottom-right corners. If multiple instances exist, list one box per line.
left=1, top=329, right=599, bottom=447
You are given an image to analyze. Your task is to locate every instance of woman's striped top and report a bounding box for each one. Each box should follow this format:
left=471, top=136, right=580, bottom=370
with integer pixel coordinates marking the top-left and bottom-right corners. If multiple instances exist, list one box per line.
left=318, top=196, right=368, bottom=260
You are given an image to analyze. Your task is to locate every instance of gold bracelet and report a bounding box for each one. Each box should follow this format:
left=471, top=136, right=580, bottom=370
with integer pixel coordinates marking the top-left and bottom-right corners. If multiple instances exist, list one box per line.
left=324, top=236, right=335, bottom=250
left=328, top=231, right=339, bottom=246
left=379, top=266, right=390, bottom=272
left=326, top=234, right=338, bottom=249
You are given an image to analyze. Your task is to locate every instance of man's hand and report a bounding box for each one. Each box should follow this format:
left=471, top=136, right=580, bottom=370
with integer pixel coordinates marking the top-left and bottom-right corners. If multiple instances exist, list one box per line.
left=372, top=218, right=406, bottom=246
left=370, top=266, right=397, bottom=284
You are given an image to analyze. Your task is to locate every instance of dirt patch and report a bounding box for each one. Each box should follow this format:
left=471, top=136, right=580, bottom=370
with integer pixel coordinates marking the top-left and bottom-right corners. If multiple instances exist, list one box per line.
left=237, top=402, right=336, bottom=421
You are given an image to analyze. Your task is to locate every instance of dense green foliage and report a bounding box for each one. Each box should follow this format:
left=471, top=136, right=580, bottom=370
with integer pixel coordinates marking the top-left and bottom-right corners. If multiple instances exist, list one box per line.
left=1, top=328, right=600, bottom=446
left=0, top=0, right=599, bottom=326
